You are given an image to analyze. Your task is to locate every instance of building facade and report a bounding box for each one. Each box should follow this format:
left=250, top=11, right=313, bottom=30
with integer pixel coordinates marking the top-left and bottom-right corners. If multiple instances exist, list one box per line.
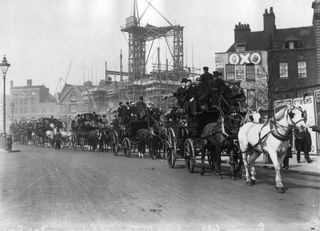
left=9, top=79, right=58, bottom=121
left=216, top=3, right=320, bottom=153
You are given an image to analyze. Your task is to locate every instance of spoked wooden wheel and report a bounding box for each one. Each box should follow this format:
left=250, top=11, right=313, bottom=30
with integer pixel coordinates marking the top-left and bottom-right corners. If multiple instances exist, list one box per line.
left=112, top=130, right=119, bottom=156
left=122, top=137, right=131, bottom=157
left=166, top=127, right=177, bottom=168
left=184, top=138, right=196, bottom=173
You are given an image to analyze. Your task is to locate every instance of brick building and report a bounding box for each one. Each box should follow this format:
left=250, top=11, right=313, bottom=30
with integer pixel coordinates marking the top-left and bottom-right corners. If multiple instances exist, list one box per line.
left=9, top=80, right=58, bottom=121
left=216, top=2, right=320, bottom=153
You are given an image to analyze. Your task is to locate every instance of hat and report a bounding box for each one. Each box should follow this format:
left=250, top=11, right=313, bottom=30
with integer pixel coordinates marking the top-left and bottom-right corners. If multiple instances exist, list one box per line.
left=203, top=66, right=209, bottom=71
left=213, top=71, right=219, bottom=77
left=119, top=102, right=123, bottom=105
left=180, top=78, right=188, bottom=83
left=186, top=79, right=192, bottom=83
left=195, top=77, right=200, bottom=81
left=139, top=96, right=143, bottom=100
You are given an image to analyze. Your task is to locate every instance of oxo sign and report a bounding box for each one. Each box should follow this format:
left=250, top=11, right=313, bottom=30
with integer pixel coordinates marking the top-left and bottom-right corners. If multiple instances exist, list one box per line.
left=228, top=52, right=262, bottom=65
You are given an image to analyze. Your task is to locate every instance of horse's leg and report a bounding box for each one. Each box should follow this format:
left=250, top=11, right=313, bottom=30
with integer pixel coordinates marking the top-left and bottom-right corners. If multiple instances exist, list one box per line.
left=229, top=149, right=237, bottom=180
left=214, top=149, right=223, bottom=179
left=267, top=149, right=285, bottom=193
left=200, top=144, right=206, bottom=176
left=242, top=152, right=251, bottom=184
left=247, top=150, right=261, bottom=185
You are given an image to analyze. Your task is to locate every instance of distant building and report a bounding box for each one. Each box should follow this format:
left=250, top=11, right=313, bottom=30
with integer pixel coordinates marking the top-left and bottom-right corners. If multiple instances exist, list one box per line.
left=10, top=79, right=58, bottom=121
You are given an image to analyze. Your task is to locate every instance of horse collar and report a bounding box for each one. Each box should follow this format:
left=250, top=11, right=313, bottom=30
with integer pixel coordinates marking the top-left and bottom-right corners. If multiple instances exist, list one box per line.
left=270, top=122, right=290, bottom=141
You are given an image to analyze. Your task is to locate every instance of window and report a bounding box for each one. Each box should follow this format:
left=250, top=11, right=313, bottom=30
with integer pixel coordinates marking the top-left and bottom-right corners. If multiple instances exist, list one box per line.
left=225, top=64, right=235, bottom=80
left=279, top=62, right=288, bottom=78
left=283, top=41, right=301, bottom=50
left=298, top=61, right=307, bottom=78
left=247, top=89, right=256, bottom=110
left=236, top=46, right=246, bottom=52
left=246, top=64, right=255, bottom=82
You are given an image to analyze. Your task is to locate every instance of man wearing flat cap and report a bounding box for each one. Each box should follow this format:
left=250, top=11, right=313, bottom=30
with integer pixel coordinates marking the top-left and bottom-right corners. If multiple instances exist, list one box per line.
left=136, top=96, right=147, bottom=121
left=199, top=66, right=213, bottom=87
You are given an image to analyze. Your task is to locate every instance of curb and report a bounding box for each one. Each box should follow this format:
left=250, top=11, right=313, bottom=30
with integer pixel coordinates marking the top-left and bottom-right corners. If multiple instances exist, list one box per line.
left=255, top=164, right=320, bottom=177
left=0, top=149, right=20, bottom=153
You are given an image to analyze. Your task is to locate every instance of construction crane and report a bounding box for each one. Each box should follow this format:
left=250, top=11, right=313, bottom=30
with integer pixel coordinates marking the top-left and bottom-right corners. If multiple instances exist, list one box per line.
left=121, top=0, right=184, bottom=82
left=54, top=61, right=73, bottom=96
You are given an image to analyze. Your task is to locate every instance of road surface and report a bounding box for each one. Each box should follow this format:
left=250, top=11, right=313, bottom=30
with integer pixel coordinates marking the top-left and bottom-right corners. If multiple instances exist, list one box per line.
left=0, top=145, right=319, bottom=230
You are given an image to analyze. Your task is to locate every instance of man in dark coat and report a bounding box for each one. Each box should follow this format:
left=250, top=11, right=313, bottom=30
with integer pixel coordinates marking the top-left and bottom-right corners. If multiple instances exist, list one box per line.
left=182, top=79, right=196, bottom=117
left=136, top=96, right=147, bottom=120
left=194, top=77, right=209, bottom=112
left=163, top=78, right=188, bottom=119
left=295, top=129, right=312, bottom=163
left=199, top=66, right=213, bottom=87
left=209, top=71, right=227, bottom=109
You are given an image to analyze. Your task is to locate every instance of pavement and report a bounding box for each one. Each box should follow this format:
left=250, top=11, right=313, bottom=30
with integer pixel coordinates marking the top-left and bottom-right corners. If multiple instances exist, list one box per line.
left=254, top=153, right=320, bottom=176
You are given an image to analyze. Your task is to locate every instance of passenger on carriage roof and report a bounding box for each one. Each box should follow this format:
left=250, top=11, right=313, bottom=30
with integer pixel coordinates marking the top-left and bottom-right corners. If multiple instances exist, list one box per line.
left=194, top=77, right=209, bottom=113
left=199, top=66, right=213, bottom=87
left=162, top=78, right=188, bottom=120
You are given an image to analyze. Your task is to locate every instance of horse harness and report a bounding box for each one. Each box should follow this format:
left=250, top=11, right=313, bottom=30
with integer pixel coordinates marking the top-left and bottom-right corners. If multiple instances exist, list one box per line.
left=246, top=107, right=305, bottom=154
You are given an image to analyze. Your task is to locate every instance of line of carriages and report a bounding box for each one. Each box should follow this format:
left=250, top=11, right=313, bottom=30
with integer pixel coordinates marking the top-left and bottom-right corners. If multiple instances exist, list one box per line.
left=110, top=85, right=246, bottom=179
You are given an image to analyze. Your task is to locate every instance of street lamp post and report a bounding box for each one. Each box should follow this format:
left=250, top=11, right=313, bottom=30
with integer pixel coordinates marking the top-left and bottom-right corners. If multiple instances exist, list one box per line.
left=10, top=102, right=15, bottom=122
left=0, top=55, right=11, bottom=148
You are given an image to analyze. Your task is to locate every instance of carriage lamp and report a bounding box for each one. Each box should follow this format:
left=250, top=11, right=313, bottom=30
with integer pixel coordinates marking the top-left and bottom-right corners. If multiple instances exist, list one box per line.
left=0, top=55, right=11, bottom=148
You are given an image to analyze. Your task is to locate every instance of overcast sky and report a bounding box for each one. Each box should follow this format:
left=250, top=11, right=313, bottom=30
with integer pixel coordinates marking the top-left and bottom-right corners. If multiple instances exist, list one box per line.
left=0, top=0, right=315, bottom=94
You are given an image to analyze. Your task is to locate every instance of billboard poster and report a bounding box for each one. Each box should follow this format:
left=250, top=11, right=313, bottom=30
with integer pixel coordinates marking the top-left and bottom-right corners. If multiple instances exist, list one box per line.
left=235, top=65, right=245, bottom=80
left=215, top=53, right=225, bottom=69
left=314, top=90, right=320, bottom=152
left=273, top=99, right=292, bottom=114
left=228, top=52, right=262, bottom=65
left=293, top=96, right=317, bottom=154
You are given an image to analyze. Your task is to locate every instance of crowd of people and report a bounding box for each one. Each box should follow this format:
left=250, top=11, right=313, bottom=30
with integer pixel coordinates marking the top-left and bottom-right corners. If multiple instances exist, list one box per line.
left=115, top=96, right=161, bottom=127
left=162, top=66, right=243, bottom=121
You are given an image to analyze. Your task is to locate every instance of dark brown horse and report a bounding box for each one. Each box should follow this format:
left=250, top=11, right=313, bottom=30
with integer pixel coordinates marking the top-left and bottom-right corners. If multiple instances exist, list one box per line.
left=200, top=113, right=243, bottom=180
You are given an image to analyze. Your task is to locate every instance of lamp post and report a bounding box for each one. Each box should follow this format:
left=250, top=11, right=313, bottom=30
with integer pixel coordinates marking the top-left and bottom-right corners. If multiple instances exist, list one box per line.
left=10, top=102, right=14, bottom=122
left=0, top=55, right=10, bottom=148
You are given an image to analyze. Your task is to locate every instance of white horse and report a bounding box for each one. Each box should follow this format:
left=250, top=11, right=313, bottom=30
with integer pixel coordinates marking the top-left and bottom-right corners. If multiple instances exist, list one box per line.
left=59, top=130, right=74, bottom=147
left=238, top=105, right=306, bottom=193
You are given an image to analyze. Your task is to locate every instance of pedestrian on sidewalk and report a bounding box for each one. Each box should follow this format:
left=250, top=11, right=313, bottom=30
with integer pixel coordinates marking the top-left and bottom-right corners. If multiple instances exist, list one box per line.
left=283, top=129, right=293, bottom=170
left=295, top=129, right=312, bottom=163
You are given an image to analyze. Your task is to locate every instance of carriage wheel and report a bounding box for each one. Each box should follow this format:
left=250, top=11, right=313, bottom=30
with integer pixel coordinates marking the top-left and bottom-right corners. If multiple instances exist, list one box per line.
left=122, top=138, right=131, bottom=157
left=166, top=127, right=177, bottom=168
left=184, top=138, right=196, bottom=173
left=80, top=137, right=85, bottom=151
left=112, top=131, right=119, bottom=156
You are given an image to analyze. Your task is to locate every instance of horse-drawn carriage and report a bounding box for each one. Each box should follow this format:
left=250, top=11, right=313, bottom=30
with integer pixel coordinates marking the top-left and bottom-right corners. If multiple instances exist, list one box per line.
left=164, top=79, right=246, bottom=179
left=112, top=106, right=165, bottom=159
left=71, top=113, right=103, bottom=151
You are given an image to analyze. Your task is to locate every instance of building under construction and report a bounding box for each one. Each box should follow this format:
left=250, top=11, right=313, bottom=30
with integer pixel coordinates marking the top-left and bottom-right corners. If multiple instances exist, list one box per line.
left=105, top=0, right=191, bottom=110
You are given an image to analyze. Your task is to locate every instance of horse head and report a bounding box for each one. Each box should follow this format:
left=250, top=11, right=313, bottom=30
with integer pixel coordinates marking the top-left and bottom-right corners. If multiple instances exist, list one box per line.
left=286, top=106, right=307, bottom=132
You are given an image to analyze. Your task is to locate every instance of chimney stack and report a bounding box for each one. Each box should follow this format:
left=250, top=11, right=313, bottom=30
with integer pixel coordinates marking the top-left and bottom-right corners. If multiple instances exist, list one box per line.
left=263, top=7, right=276, bottom=48
left=234, top=22, right=251, bottom=43
left=312, top=0, right=320, bottom=83
left=27, top=79, right=32, bottom=87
